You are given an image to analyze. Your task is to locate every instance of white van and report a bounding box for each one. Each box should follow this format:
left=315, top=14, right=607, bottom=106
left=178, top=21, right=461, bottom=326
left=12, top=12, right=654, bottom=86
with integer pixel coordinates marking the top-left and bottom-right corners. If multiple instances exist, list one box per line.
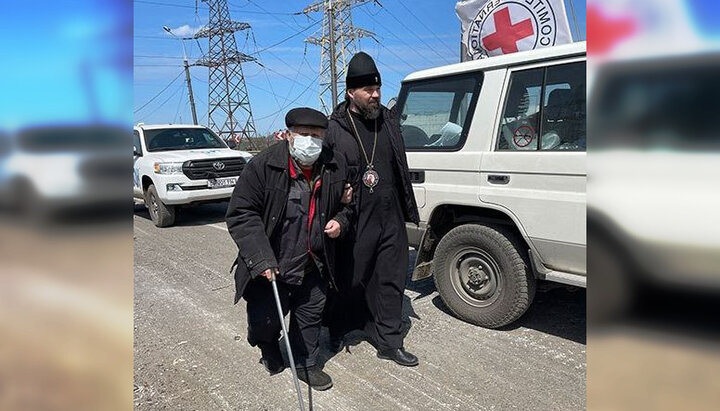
left=397, top=42, right=586, bottom=328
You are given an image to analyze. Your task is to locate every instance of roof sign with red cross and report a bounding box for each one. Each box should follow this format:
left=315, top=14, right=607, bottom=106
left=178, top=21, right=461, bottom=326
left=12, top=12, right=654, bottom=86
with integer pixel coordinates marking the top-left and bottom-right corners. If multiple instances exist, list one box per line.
left=462, top=0, right=572, bottom=59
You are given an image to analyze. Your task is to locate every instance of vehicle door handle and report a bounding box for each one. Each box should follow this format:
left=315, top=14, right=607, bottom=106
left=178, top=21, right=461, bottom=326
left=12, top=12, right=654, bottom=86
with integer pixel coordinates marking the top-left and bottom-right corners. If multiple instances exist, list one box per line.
left=409, top=169, right=425, bottom=184
left=488, top=175, right=509, bottom=184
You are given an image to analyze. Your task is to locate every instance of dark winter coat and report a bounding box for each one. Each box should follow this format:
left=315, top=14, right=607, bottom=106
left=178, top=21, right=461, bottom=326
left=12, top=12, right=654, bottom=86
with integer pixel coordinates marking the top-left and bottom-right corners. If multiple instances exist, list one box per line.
left=326, top=101, right=420, bottom=226
left=226, top=141, right=354, bottom=303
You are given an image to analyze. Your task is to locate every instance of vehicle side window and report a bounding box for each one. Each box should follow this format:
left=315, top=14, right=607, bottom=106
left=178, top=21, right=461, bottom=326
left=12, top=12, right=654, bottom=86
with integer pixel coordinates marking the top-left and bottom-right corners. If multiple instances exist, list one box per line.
left=497, top=68, right=544, bottom=150
left=497, top=61, right=586, bottom=151
left=133, top=131, right=142, bottom=154
left=542, top=62, right=586, bottom=151
left=399, top=73, right=481, bottom=150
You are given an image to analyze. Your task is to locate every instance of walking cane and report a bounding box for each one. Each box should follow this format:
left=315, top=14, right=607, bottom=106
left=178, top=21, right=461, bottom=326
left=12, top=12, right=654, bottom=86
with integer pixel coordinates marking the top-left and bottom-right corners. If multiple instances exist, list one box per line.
left=269, top=270, right=306, bottom=411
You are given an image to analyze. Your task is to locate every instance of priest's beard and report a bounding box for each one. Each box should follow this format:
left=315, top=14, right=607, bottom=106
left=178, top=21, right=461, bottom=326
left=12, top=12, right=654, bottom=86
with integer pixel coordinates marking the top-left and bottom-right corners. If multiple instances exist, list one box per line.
left=355, top=98, right=380, bottom=120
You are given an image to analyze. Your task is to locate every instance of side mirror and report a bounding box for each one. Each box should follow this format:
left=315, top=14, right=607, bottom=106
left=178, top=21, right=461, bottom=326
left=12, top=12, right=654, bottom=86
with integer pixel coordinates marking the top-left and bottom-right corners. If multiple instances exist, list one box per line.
left=133, top=145, right=142, bottom=157
left=387, top=97, right=398, bottom=110
left=226, top=139, right=238, bottom=149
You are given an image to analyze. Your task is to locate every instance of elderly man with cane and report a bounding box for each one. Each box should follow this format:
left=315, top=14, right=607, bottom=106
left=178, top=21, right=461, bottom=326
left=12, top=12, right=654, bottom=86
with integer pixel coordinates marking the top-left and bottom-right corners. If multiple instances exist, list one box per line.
left=226, top=107, right=354, bottom=393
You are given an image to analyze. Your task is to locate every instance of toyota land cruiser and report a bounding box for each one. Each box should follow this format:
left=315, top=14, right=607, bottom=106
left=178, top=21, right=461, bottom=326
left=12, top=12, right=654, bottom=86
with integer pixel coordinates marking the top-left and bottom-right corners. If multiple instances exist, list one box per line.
left=133, top=124, right=252, bottom=227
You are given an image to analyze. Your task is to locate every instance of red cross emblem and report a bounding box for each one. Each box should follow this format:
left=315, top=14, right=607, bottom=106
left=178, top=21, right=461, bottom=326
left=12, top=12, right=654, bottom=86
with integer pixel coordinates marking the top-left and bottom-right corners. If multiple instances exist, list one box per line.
left=482, top=7, right=534, bottom=55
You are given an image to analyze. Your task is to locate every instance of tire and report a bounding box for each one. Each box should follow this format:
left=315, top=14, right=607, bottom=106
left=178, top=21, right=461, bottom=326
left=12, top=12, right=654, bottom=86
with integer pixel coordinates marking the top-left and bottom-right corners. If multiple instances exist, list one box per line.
left=145, top=184, right=175, bottom=227
left=433, top=224, right=536, bottom=328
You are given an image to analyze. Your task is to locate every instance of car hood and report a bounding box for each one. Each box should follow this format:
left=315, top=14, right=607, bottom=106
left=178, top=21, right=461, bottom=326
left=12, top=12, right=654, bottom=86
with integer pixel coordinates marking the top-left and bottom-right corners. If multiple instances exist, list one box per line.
left=147, top=149, right=252, bottom=163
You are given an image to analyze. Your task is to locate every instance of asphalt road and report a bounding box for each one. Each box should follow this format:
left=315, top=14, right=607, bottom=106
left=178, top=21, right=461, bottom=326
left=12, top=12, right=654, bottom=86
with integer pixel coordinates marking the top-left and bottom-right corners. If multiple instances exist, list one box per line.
left=133, top=202, right=586, bottom=411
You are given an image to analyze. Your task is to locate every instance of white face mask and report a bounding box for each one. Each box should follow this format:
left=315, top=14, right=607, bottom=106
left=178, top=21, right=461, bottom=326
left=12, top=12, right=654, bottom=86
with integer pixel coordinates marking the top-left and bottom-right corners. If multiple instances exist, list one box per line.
left=290, top=135, right=323, bottom=166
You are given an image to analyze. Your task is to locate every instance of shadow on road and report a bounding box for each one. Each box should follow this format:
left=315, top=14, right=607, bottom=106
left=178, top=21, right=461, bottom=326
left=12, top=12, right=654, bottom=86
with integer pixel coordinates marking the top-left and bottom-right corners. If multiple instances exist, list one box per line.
left=407, top=248, right=586, bottom=344
left=506, top=286, right=586, bottom=344
left=430, top=285, right=586, bottom=345
left=133, top=201, right=229, bottom=227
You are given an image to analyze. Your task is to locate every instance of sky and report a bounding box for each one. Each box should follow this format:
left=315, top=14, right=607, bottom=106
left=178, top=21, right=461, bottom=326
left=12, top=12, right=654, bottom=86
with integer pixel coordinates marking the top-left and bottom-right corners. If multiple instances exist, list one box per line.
left=133, top=0, right=587, bottom=135
left=0, top=0, right=131, bottom=130
left=1, top=1, right=718, bottom=132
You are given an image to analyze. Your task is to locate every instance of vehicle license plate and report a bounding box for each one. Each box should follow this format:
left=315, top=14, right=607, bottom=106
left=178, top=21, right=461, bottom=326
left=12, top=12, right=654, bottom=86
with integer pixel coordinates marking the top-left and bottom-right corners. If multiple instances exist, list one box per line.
left=208, top=177, right=237, bottom=189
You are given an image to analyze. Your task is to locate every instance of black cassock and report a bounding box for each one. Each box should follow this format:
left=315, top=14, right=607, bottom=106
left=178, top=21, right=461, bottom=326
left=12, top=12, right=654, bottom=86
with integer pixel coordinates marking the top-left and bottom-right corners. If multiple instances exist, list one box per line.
left=326, top=110, right=409, bottom=350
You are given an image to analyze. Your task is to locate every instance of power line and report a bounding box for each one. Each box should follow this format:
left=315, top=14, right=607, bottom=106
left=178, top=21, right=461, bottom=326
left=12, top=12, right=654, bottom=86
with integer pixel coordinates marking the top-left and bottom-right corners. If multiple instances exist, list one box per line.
left=138, top=82, right=185, bottom=121
left=254, top=74, right=321, bottom=122
left=303, top=0, right=377, bottom=113
left=134, top=54, right=187, bottom=59
left=248, top=20, right=321, bottom=56
left=249, top=31, right=284, bottom=130
left=195, top=54, right=319, bottom=125
left=134, top=64, right=183, bottom=67
left=567, top=0, right=581, bottom=41
left=375, top=2, right=454, bottom=65
left=197, top=0, right=258, bottom=145
left=134, top=70, right=184, bottom=113
left=395, top=0, right=456, bottom=55
left=245, top=0, right=313, bottom=30
left=193, top=92, right=210, bottom=124
left=255, top=52, right=318, bottom=87
left=358, top=7, right=422, bottom=71
left=137, top=22, right=320, bottom=59
left=173, top=85, right=187, bottom=123
left=371, top=35, right=421, bottom=72
left=134, top=0, right=298, bottom=15
left=135, top=35, right=177, bottom=40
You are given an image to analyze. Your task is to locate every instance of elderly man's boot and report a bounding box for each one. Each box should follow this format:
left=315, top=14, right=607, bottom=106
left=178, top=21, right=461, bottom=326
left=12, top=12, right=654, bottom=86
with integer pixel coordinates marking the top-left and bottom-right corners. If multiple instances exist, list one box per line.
left=296, top=366, right=333, bottom=391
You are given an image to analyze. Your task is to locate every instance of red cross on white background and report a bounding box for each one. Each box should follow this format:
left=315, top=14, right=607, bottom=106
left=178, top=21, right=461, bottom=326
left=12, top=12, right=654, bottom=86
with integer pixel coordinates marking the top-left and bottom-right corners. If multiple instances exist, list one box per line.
left=482, top=7, right=534, bottom=54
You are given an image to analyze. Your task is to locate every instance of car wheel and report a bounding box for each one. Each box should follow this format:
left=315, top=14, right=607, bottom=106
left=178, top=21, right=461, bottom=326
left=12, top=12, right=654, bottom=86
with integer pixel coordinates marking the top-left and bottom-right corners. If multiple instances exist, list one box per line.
left=145, top=184, right=175, bottom=227
left=433, top=224, right=535, bottom=328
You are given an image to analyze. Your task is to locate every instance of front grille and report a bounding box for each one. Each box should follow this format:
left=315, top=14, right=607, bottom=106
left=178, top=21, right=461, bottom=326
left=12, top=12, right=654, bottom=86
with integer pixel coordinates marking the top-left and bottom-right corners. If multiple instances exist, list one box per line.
left=182, top=157, right=246, bottom=180
left=179, top=185, right=207, bottom=191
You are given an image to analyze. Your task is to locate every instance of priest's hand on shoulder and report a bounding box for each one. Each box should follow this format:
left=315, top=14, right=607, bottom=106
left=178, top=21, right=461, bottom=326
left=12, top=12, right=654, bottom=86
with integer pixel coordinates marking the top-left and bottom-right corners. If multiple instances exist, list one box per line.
left=324, top=219, right=341, bottom=238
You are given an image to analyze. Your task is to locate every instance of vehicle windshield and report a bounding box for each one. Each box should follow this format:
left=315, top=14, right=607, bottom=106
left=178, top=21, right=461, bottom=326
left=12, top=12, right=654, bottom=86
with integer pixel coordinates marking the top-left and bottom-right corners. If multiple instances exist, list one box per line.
left=17, top=126, right=128, bottom=152
left=144, top=128, right=227, bottom=152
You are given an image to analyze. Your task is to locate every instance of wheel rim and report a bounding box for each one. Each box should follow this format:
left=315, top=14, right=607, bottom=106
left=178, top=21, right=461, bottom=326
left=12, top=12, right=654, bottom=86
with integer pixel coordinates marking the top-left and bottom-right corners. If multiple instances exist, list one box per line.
left=448, top=246, right=503, bottom=307
left=149, top=192, right=159, bottom=220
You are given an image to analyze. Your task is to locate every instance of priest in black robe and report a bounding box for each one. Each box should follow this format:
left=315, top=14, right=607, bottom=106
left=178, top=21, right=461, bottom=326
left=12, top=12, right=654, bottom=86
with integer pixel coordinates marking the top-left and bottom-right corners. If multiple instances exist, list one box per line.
left=324, top=52, right=421, bottom=367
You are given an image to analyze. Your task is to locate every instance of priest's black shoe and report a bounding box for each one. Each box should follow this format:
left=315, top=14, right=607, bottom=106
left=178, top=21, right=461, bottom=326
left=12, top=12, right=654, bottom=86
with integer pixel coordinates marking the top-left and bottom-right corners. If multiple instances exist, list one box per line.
left=377, top=348, right=419, bottom=367
left=297, top=366, right=333, bottom=391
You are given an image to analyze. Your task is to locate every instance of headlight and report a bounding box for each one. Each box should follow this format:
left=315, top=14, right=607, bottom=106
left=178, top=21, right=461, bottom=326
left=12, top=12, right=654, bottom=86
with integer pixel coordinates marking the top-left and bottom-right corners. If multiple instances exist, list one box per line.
left=153, top=162, right=184, bottom=174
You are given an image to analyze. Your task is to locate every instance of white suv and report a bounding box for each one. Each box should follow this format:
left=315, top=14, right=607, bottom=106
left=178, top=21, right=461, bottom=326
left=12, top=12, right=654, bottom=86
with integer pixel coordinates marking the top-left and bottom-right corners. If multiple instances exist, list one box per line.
left=133, top=124, right=252, bottom=227
left=397, top=42, right=587, bottom=328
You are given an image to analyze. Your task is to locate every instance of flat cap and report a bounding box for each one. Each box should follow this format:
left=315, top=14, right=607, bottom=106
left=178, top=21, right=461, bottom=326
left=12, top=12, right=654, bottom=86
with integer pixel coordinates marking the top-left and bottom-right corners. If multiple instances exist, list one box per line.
left=285, top=107, right=328, bottom=129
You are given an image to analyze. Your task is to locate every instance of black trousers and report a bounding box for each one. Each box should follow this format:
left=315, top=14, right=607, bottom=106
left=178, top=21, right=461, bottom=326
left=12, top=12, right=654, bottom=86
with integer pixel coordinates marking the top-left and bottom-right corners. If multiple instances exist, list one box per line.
left=328, top=187, right=408, bottom=350
left=244, top=267, right=327, bottom=368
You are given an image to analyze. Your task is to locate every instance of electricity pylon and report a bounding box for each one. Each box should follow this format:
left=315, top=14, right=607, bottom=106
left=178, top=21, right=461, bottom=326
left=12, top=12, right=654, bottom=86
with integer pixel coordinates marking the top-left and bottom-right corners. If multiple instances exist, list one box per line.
left=303, top=0, right=375, bottom=114
left=194, top=0, right=258, bottom=148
